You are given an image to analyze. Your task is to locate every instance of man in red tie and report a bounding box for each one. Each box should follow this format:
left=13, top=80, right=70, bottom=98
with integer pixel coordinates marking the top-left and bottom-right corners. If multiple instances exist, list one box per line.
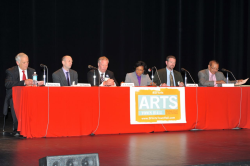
left=3, top=53, right=35, bottom=136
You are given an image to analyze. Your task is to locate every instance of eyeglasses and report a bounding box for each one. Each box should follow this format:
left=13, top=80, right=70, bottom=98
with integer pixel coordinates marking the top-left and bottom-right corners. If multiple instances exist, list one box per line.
left=210, top=67, right=218, bottom=71
left=136, top=69, right=144, bottom=72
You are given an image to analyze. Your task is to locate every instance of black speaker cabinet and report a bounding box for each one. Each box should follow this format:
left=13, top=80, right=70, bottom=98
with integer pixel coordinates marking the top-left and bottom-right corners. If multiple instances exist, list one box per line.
left=39, top=153, right=99, bottom=166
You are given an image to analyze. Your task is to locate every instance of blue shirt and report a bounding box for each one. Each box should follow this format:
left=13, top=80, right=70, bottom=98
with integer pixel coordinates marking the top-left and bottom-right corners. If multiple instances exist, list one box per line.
left=62, top=68, right=70, bottom=83
left=166, top=68, right=176, bottom=86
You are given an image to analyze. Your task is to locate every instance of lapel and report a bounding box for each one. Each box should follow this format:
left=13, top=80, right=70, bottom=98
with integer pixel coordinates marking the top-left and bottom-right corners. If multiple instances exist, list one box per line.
left=132, top=72, right=139, bottom=86
left=205, top=69, right=210, bottom=80
left=161, top=68, right=167, bottom=83
left=69, top=69, right=74, bottom=84
left=101, top=70, right=110, bottom=82
left=173, top=70, right=177, bottom=85
left=14, top=66, right=20, bottom=81
left=215, top=71, right=221, bottom=81
left=27, top=68, right=34, bottom=79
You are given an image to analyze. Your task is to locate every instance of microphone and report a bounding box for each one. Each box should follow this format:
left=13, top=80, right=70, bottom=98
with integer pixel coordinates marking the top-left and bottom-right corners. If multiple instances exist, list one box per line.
left=181, top=68, right=196, bottom=85
left=148, top=66, right=155, bottom=72
left=88, top=65, right=97, bottom=69
left=221, top=68, right=230, bottom=72
left=221, top=68, right=237, bottom=82
left=40, top=64, right=47, bottom=68
left=181, top=68, right=188, bottom=72
left=88, top=65, right=98, bottom=86
left=40, top=64, right=48, bottom=85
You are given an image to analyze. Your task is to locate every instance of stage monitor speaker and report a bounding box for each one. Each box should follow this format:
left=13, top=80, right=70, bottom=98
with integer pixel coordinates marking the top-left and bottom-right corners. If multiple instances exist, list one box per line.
left=39, top=153, right=99, bottom=166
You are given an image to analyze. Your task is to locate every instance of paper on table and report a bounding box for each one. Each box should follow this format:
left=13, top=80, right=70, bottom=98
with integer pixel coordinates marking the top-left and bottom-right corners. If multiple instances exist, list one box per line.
left=235, top=78, right=249, bottom=85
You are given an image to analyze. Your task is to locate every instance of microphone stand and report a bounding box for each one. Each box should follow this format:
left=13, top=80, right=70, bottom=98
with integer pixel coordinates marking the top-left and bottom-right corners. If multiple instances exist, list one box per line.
left=184, top=72, right=187, bottom=86
left=151, top=69, right=154, bottom=85
left=43, top=66, right=46, bottom=85
left=226, top=72, right=229, bottom=84
left=93, top=69, right=100, bottom=86
left=93, top=70, right=96, bottom=86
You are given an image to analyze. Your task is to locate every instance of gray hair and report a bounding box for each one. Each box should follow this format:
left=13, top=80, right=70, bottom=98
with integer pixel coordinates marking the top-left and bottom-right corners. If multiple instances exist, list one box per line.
left=15, top=53, right=28, bottom=63
left=98, top=56, right=109, bottom=64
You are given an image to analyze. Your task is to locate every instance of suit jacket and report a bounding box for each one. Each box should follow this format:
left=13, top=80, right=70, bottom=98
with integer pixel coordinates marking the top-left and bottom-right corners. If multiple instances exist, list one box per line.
left=3, top=66, right=35, bottom=115
left=52, top=68, right=78, bottom=86
left=153, top=68, right=183, bottom=86
left=125, top=72, right=152, bottom=86
left=87, top=69, right=118, bottom=86
left=198, top=69, right=236, bottom=87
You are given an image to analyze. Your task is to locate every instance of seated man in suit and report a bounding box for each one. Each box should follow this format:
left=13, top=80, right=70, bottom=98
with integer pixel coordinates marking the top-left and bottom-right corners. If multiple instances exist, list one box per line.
left=125, top=61, right=153, bottom=86
left=4, top=53, right=42, bottom=136
left=198, top=60, right=241, bottom=87
left=52, top=55, right=78, bottom=86
left=153, top=55, right=184, bottom=86
left=87, top=56, right=118, bottom=86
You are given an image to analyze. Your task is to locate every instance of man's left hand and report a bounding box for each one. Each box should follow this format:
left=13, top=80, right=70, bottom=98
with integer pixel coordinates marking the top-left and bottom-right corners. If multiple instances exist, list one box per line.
left=179, top=82, right=184, bottom=87
left=38, top=81, right=44, bottom=86
left=103, top=79, right=115, bottom=86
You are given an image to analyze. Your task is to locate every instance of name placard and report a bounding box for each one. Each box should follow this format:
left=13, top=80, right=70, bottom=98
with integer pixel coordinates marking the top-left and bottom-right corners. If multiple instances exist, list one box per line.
left=121, top=83, right=135, bottom=87
left=222, top=83, right=234, bottom=87
left=45, top=83, right=60, bottom=87
left=76, top=83, right=91, bottom=87
left=186, top=84, right=198, bottom=87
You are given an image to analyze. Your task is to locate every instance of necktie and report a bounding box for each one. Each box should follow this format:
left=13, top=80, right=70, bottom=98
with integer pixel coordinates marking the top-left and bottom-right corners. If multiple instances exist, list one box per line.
left=170, top=72, right=174, bottom=86
left=22, top=71, right=26, bottom=80
left=66, top=72, right=70, bottom=86
left=100, top=73, right=104, bottom=83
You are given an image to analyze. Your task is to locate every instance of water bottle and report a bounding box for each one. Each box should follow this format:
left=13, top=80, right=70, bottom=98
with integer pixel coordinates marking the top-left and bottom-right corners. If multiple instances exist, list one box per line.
left=32, top=72, right=38, bottom=86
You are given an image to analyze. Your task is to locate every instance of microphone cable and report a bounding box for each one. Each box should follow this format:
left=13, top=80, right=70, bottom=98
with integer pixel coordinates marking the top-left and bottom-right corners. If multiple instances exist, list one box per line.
left=193, top=84, right=199, bottom=130
left=44, top=86, right=50, bottom=137
left=236, top=85, right=242, bottom=128
left=234, top=84, right=242, bottom=129
left=91, top=73, right=101, bottom=136
left=222, top=68, right=242, bottom=129
left=154, top=66, right=162, bottom=85
left=230, top=71, right=242, bottom=129
left=181, top=68, right=200, bottom=130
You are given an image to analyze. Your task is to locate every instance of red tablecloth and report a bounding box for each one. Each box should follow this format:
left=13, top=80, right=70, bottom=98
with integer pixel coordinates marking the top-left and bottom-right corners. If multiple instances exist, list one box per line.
left=12, top=86, right=250, bottom=138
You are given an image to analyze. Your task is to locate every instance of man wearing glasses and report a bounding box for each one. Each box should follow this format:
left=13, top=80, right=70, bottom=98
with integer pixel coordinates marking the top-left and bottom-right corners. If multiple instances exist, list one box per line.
left=198, top=60, right=237, bottom=87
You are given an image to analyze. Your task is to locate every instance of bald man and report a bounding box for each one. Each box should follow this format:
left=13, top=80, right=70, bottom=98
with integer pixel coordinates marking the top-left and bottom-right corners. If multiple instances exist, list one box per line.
left=52, top=55, right=78, bottom=86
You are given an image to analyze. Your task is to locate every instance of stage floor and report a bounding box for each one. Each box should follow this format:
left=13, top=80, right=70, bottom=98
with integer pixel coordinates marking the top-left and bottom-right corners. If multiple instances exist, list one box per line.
left=1, top=116, right=250, bottom=166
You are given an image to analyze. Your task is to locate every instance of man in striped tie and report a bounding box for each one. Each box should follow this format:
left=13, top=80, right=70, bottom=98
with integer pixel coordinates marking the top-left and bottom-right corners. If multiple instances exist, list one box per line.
left=87, top=56, right=118, bottom=86
left=153, top=55, right=184, bottom=87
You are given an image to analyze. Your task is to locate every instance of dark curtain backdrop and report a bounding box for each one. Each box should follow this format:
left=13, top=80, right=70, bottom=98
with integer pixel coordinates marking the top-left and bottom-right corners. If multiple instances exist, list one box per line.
left=1, top=0, right=250, bottom=111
